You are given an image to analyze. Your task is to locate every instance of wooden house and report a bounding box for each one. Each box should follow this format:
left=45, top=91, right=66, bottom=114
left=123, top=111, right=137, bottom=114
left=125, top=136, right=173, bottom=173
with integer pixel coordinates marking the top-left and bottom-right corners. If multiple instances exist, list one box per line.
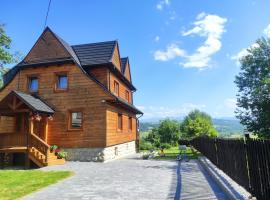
left=0, top=27, right=142, bottom=168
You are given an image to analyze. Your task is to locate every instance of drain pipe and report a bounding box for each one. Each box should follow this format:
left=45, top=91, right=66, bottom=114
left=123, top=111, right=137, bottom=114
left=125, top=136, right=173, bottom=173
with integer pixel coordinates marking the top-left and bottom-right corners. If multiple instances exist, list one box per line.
left=136, top=113, right=143, bottom=152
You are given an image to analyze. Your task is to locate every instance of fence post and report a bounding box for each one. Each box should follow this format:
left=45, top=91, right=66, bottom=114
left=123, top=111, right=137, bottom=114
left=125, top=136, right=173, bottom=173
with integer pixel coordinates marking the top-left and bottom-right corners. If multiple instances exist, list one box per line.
left=244, top=133, right=253, bottom=195
left=214, top=138, right=218, bottom=166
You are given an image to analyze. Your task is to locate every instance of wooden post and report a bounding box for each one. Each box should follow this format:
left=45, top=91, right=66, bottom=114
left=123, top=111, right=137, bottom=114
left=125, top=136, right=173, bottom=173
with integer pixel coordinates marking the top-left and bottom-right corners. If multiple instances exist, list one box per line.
left=44, top=117, right=48, bottom=143
left=25, top=113, right=33, bottom=169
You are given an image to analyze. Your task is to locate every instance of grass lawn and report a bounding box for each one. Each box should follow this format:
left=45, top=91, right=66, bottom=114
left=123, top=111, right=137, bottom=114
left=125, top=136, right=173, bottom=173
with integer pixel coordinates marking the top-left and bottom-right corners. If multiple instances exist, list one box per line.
left=0, top=170, right=73, bottom=200
left=154, top=146, right=201, bottom=160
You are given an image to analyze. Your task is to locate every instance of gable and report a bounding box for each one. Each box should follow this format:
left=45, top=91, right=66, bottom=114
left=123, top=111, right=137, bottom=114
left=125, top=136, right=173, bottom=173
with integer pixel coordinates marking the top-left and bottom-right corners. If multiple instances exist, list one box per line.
left=24, top=28, right=71, bottom=63
left=121, top=58, right=131, bottom=82
left=124, top=60, right=131, bottom=82
left=111, top=43, right=121, bottom=71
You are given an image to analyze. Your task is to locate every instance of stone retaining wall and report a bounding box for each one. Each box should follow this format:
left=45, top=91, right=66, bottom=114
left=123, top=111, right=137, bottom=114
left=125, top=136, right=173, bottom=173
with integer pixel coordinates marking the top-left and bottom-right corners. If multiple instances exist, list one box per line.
left=65, top=141, right=136, bottom=162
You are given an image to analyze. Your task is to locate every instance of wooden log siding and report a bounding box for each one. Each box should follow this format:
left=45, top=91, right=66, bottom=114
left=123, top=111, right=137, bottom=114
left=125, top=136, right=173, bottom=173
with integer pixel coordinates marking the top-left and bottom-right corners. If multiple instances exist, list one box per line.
left=109, top=72, right=133, bottom=104
left=0, top=64, right=111, bottom=148
left=89, top=67, right=109, bottom=88
left=111, top=45, right=122, bottom=71
left=24, top=30, right=70, bottom=62
left=0, top=116, right=15, bottom=133
left=106, top=105, right=137, bottom=146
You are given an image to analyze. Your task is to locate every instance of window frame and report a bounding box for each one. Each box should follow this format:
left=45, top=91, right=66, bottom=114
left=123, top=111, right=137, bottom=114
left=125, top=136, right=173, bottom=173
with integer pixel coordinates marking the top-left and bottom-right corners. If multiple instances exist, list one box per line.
left=128, top=117, right=132, bottom=131
left=67, top=109, right=83, bottom=131
left=125, top=90, right=130, bottom=102
left=114, top=81, right=119, bottom=96
left=55, top=72, right=69, bottom=92
left=27, top=75, right=39, bottom=93
left=117, top=113, right=123, bottom=131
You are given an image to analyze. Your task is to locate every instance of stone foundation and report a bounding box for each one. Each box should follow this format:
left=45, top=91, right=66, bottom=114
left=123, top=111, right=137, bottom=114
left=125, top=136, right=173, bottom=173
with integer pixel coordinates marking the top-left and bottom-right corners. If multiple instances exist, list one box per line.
left=65, top=141, right=136, bottom=162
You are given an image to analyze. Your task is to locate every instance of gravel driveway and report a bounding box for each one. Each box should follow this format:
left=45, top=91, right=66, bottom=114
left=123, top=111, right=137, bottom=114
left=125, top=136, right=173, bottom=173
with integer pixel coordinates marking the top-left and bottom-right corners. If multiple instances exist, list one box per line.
left=23, top=155, right=178, bottom=200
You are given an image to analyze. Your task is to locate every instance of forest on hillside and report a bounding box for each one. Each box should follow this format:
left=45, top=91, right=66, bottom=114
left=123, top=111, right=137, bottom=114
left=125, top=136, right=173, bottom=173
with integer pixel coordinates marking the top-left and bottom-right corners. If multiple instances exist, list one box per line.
left=140, top=118, right=244, bottom=138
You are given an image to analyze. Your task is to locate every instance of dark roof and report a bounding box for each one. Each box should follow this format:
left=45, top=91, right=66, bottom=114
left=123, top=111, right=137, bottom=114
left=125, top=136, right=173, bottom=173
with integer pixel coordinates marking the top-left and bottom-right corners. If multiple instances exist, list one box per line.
left=12, top=91, right=54, bottom=114
left=107, top=95, right=143, bottom=114
left=121, top=57, right=128, bottom=74
left=53, top=31, right=81, bottom=66
left=72, top=41, right=117, bottom=66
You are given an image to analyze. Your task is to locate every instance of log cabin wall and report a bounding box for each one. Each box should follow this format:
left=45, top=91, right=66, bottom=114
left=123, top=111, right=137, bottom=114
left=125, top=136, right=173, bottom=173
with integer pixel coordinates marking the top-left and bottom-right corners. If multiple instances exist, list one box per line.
left=111, top=45, right=122, bottom=71
left=109, top=72, right=133, bottom=104
left=123, top=61, right=131, bottom=82
left=0, top=116, right=15, bottom=133
left=24, top=30, right=70, bottom=62
left=88, top=67, right=109, bottom=88
left=0, top=64, right=111, bottom=148
left=106, top=105, right=137, bottom=146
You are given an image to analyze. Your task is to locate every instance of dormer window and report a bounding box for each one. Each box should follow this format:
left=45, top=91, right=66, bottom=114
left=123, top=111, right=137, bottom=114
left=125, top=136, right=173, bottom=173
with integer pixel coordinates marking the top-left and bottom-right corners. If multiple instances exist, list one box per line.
left=28, top=76, right=38, bottom=92
left=114, top=81, right=119, bottom=96
left=57, top=74, right=68, bottom=90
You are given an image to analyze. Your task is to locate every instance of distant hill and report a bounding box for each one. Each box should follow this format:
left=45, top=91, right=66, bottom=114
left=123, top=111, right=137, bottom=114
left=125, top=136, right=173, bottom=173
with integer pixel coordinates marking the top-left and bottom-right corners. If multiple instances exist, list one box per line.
left=213, top=119, right=244, bottom=137
left=139, top=118, right=245, bottom=137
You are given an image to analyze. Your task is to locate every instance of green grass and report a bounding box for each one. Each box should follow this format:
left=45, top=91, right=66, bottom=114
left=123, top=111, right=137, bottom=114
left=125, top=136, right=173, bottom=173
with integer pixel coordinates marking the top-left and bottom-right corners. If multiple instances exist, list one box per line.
left=154, top=146, right=201, bottom=160
left=0, top=170, right=73, bottom=200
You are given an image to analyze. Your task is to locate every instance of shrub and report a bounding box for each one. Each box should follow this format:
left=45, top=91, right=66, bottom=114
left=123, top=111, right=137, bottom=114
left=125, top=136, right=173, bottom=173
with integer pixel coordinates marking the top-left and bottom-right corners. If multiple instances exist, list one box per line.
left=139, top=139, right=154, bottom=151
left=160, top=143, right=171, bottom=150
left=57, top=151, right=68, bottom=159
left=142, top=154, right=150, bottom=160
left=50, top=145, right=58, bottom=152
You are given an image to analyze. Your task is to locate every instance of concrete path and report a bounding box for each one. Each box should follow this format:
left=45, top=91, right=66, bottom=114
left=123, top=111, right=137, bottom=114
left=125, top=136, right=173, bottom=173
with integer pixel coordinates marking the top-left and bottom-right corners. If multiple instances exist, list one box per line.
left=23, top=155, right=228, bottom=200
left=177, top=160, right=228, bottom=200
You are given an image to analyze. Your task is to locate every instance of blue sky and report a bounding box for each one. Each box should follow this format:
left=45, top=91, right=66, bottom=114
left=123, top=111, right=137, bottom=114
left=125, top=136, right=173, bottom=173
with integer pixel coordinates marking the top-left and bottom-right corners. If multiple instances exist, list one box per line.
left=2, top=0, right=270, bottom=120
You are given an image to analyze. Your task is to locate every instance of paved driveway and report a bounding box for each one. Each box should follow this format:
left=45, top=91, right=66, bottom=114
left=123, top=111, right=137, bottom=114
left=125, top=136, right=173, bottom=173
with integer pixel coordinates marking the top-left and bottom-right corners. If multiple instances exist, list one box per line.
left=23, top=155, right=227, bottom=200
left=24, top=155, right=178, bottom=200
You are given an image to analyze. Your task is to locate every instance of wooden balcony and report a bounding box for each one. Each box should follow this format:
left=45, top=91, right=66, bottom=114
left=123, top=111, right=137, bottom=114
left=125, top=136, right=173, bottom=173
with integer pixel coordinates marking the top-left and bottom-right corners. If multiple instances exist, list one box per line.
left=0, top=132, right=27, bottom=152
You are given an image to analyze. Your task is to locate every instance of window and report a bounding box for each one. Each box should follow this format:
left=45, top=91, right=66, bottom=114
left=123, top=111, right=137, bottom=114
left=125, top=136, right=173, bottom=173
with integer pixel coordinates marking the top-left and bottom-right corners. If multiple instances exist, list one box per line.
left=128, top=117, right=132, bottom=130
left=125, top=90, right=130, bottom=102
left=28, top=77, right=38, bottom=92
left=69, top=111, right=83, bottom=130
left=117, top=114, right=122, bottom=130
left=56, top=74, right=68, bottom=90
left=114, top=81, right=119, bottom=96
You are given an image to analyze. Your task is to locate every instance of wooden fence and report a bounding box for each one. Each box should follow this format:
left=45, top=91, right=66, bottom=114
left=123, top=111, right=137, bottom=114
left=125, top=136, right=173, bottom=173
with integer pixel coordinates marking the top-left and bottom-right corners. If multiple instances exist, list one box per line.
left=190, top=137, right=270, bottom=200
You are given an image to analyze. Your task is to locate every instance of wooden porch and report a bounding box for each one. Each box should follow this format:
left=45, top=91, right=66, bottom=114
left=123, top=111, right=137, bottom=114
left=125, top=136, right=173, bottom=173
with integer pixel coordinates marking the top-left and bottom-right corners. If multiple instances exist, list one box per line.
left=0, top=91, right=65, bottom=168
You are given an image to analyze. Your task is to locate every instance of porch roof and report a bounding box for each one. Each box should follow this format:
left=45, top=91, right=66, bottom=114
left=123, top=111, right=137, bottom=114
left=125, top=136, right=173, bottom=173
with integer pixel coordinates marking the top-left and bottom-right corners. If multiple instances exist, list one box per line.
left=0, top=91, right=54, bottom=114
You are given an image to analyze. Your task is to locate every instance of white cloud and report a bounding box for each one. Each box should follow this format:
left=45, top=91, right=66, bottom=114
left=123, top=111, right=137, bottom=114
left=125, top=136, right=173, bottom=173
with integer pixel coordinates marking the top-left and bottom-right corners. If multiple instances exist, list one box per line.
left=137, top=103, right=206, bottom=119
left=156, top=0, right=170, bottom=10
left=154, top=43, right=186, bottom=61
left=263, top=24, right=270, bottom=37
left=181, top=13, right=227, bottom=69
left=224, top=98, right=237, bottom=109
left=153, top=13, right=227, bottom=69
left=231, top=43, right=259, bottom=66
left=154, top=36, right=160, bottom=42
left=231, top=23, right=270, bottom=66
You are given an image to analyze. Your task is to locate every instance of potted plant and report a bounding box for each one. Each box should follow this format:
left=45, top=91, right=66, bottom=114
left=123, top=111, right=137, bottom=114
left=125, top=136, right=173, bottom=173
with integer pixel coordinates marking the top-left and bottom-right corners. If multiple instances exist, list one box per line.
left=54, top=148, right=61, bottom=156
left=50, top=145, right=58, bottom=153
left=57, top=150, right=67, bottom=159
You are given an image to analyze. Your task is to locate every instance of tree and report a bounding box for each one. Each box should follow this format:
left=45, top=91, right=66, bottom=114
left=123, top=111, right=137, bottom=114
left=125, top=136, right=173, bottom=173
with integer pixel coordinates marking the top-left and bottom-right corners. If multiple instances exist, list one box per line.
left=0, top=24, right=13, bottom=66
left=180, top=109, right=218, bottom=138
left=0, top=24, right=22, bottom=87
left=146, top=119, right=180, bottom=148
left=235, top=38, right=270, bottom=138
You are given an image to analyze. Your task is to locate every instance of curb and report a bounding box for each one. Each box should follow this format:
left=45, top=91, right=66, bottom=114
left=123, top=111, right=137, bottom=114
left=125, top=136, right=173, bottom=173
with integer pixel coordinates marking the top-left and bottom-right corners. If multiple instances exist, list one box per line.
left=198, top=156, right=253, bottom=200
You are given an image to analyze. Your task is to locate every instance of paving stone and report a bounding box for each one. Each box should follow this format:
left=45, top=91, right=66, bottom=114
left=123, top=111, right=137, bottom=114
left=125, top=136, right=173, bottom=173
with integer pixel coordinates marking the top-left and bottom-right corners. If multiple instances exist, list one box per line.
left=23, top=155, right=228, bottom=200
